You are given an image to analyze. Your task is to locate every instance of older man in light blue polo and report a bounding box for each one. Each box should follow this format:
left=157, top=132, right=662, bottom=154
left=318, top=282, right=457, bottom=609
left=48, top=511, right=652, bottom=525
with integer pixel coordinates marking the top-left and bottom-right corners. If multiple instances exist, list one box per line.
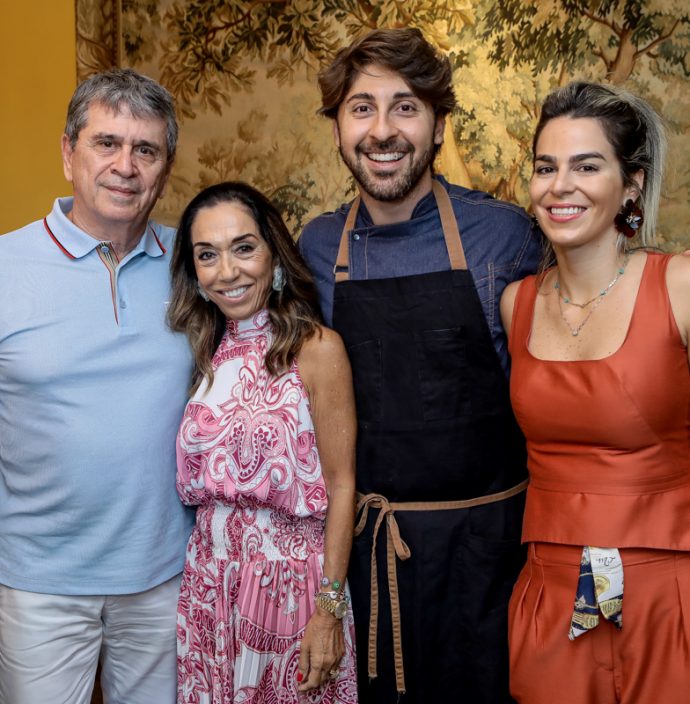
left=0, top=69, right=194, bottom=704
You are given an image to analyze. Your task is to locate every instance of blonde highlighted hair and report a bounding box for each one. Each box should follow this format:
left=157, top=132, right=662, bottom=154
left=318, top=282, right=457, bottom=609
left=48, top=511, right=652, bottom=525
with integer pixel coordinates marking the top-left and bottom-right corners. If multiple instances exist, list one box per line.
left=533, top=81, right=667, bottom=252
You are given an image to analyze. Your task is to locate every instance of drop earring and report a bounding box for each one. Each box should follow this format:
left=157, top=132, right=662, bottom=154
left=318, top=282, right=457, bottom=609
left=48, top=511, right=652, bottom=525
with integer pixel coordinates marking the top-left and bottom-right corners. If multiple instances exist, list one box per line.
left=272, top=265, right=285, bottom=292
left=614, top=199, right=643, bottom=238
left=197, top=282, right=209, bottom=301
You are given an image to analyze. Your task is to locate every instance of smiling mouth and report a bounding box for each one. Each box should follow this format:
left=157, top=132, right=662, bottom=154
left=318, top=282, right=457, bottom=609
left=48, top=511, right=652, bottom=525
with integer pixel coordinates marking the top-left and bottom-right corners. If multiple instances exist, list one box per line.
left=220, top=286, right=248, bottom=299
left=549, top=206, right=586, bottom=216
left=366, top=152, right=406, bottom=162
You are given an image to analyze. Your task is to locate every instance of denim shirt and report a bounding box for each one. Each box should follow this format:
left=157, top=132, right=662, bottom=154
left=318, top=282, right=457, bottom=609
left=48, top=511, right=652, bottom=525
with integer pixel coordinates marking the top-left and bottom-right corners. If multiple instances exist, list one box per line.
left=298, top=176, right=542, bottom=375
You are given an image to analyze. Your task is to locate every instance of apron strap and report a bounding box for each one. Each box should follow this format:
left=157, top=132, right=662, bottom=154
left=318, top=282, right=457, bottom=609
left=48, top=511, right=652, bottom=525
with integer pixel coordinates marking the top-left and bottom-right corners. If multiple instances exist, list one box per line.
left=432, top=180, right=467, bottom=270
left=333, top=181, right=468, bottom=283
left=354, top=478, right=529, bottom=694
left=334, top=196, right=360, bottom=283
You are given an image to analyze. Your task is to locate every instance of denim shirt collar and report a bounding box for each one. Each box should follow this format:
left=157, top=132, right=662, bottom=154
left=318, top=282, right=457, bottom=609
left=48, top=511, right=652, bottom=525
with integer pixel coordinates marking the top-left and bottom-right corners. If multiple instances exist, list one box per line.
left=353, top=175, right=448, bottom=230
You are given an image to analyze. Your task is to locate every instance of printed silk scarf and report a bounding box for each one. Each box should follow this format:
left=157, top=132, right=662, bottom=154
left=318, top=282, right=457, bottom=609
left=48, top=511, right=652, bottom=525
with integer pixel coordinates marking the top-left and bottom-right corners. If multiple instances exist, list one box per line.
left=569, top=546, right=624, bottom=640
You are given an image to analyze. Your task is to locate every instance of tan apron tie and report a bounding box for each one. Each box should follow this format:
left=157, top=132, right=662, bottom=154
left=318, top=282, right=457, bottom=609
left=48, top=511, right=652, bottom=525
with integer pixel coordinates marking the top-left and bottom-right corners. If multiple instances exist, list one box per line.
left=354, top=479, right=529, bottom=694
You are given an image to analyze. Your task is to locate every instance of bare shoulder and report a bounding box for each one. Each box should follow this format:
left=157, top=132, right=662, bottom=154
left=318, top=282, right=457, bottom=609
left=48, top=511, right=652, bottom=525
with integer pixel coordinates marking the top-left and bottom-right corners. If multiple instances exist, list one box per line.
left=299, top=326, right=348, bottom=364
left=502, top=279, right=523, bottom=307
left=666, top=251, right=690, bottom=277
left=665, top=253, right=690, bottom=299
left=297, top=326, right=351, bottom=391
left=666, top=254, right=690, bottom=344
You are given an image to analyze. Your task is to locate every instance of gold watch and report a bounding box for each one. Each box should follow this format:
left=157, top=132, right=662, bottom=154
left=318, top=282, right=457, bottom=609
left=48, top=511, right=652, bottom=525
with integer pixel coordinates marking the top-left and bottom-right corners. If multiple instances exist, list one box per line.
left=315, top=591, right=348, bottom=619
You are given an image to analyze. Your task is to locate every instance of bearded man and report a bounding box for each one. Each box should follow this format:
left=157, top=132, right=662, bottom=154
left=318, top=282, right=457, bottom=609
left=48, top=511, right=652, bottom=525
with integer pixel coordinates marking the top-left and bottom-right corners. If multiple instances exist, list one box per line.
left=299, top=28, right=540, bottom=704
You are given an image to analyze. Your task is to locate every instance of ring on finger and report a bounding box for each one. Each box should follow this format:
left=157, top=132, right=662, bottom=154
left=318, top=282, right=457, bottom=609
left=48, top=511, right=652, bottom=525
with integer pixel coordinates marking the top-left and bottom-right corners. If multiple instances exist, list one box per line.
left=328, top=668, right=339, bottom=678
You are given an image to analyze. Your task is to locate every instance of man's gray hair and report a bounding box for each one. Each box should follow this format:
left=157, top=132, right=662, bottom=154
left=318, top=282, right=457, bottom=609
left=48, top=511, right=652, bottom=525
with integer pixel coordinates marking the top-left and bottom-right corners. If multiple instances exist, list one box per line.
left=65, top=68, right=178, bottom=162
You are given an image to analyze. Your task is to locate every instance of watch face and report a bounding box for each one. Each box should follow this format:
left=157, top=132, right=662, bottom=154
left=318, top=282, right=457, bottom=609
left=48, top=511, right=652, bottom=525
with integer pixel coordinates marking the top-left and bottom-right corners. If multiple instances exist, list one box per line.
left=317, top=593, right=347, bottom=619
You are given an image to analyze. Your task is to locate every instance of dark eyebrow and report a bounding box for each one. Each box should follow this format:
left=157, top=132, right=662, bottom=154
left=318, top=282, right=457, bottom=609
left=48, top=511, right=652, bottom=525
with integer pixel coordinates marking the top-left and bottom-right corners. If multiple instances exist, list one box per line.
left=392, top=91, right=417, bottom=100
left=345, top=90, right=418, bottom=104
left=534, top=152, right=606, bottom=164
left=570, top=152, right=606, bottom=163
left=345, top=92, right=374, bottom=103
left=192, top=233, right=258, bottom=248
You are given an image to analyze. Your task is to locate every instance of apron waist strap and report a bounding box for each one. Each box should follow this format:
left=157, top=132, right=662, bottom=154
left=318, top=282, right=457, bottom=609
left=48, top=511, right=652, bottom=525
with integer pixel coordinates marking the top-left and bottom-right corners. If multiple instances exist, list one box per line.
left=354, top=478, right=529, bottom=694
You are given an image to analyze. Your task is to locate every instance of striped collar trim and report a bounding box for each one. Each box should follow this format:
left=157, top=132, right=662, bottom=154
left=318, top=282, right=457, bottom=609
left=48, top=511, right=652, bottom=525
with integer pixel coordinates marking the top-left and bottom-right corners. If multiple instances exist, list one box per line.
left=43, top=217, right=76, bottom=259
left=44, top=198, right=167, bottom=260
left=142, top=224, right=167, bottom=256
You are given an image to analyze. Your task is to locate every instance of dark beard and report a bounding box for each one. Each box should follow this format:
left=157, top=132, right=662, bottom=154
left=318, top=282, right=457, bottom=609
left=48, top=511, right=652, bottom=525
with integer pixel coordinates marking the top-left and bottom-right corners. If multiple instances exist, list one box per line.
left=339, top=139, right=436, bottom=203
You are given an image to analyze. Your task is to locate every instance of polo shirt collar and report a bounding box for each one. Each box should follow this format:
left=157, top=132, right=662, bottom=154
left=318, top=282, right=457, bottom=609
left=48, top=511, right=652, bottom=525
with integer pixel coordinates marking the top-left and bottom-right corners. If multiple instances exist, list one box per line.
left=138, top=223, right=167, bottom=258
left=44, top=197, right=166, bottom=260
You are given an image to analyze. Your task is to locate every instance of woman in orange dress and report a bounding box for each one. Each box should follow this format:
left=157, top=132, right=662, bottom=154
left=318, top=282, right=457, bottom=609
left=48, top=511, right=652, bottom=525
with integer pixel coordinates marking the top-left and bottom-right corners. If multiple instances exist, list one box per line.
left=501, top=82, right=690, bottom=703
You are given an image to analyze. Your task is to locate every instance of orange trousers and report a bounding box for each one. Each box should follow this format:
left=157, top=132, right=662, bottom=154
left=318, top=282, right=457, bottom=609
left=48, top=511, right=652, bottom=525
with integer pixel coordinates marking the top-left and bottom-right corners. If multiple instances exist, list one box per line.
left=509, top=542, right=690, bottom=704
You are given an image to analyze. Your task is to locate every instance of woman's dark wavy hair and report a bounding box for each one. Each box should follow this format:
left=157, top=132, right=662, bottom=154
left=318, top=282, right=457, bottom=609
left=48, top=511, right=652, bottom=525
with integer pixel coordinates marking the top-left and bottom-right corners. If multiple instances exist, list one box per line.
left=168, top=181, right=322, bottom=393
left=318, top=28, right=456, bottom=156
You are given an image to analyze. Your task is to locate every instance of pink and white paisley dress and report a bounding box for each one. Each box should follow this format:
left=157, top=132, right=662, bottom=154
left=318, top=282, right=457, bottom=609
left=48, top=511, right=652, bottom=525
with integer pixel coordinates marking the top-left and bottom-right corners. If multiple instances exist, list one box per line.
left=176, top=310, right=357, bottom=704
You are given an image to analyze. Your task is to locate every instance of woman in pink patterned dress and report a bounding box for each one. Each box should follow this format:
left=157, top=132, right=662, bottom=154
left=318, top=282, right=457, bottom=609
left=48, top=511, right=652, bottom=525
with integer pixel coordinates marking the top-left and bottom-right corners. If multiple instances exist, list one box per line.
left=168, top=182, right=358, bottom=704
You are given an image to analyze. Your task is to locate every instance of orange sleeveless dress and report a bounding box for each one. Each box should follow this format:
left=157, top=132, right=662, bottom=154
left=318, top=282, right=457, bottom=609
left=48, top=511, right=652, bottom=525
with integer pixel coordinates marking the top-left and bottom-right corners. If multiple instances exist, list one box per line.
left=507, top=253, right=690, bottom=703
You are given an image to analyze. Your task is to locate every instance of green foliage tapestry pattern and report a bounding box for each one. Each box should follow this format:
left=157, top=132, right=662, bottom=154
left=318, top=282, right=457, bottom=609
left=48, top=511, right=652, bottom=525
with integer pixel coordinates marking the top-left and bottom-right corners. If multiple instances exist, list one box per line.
left=76, top=0, right=690, bottom=249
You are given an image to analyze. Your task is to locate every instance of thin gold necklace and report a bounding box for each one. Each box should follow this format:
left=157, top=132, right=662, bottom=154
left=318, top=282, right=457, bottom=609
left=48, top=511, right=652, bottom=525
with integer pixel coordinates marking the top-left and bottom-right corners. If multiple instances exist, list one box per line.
left=554, top=256, right=628, bottom=308
left=556, top=254, right=630, bottom=337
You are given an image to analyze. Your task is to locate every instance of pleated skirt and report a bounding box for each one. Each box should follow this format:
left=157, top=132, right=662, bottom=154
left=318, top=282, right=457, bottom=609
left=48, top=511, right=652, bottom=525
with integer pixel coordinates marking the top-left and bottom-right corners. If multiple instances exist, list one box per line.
left=177, top=500, right=358, bottom=703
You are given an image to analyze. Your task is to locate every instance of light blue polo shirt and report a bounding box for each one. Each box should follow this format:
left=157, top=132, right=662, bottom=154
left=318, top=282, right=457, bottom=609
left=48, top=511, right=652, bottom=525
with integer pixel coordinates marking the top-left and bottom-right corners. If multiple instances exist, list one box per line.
left=0, top=198, right=195, bottom=595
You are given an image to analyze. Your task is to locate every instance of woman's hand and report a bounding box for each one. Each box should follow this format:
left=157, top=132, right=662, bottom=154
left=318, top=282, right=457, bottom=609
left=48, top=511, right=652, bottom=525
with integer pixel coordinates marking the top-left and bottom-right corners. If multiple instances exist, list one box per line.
left=296, top=608, right=345, bottom=691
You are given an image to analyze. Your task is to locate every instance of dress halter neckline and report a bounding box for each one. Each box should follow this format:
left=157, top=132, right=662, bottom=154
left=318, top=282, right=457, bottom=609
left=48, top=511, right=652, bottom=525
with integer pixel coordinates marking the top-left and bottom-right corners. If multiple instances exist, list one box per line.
left=226, top=309, right=270, bottom=339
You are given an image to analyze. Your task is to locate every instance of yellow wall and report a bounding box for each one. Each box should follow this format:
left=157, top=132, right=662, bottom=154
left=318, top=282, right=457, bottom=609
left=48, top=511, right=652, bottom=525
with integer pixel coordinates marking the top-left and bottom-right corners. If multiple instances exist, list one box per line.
left=0, top=2, right=76, bottom=233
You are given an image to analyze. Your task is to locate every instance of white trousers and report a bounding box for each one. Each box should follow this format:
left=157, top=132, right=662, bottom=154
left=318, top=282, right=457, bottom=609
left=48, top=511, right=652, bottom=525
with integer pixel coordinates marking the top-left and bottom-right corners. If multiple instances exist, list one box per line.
left=0, top=575, right=181, bottom=704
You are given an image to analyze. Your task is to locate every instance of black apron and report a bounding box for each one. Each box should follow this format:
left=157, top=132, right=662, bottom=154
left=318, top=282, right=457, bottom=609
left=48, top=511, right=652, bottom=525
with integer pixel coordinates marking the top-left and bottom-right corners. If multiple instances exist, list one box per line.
left=332, top=182, right=528, bottom=703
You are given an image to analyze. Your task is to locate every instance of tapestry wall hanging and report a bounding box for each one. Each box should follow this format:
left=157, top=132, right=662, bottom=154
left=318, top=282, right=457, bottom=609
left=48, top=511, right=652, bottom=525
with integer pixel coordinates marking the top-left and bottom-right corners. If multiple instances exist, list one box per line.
left=76, top=1, right=690, bottom=249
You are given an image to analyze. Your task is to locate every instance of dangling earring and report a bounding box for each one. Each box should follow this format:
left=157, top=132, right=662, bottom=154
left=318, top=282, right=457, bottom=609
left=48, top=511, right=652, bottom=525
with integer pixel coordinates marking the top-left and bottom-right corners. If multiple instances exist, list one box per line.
left=614, top=199, right=643, bottom=238
left=272, top=265, right=285, bottom=292
left=197, top=282, right=209, bottom=302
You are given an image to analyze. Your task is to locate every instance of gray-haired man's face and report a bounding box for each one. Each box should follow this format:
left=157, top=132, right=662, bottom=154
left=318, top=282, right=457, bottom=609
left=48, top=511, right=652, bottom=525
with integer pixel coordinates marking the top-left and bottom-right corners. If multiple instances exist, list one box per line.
left=61, top=101, right=170, bottom=238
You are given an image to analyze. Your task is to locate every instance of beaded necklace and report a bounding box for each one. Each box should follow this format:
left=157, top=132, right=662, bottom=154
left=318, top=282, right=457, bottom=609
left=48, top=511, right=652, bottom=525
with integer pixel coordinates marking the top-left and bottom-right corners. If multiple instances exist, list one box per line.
left=554, top=255, right=628, bottom=308
left=555, top=254, right=629, bottom=337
